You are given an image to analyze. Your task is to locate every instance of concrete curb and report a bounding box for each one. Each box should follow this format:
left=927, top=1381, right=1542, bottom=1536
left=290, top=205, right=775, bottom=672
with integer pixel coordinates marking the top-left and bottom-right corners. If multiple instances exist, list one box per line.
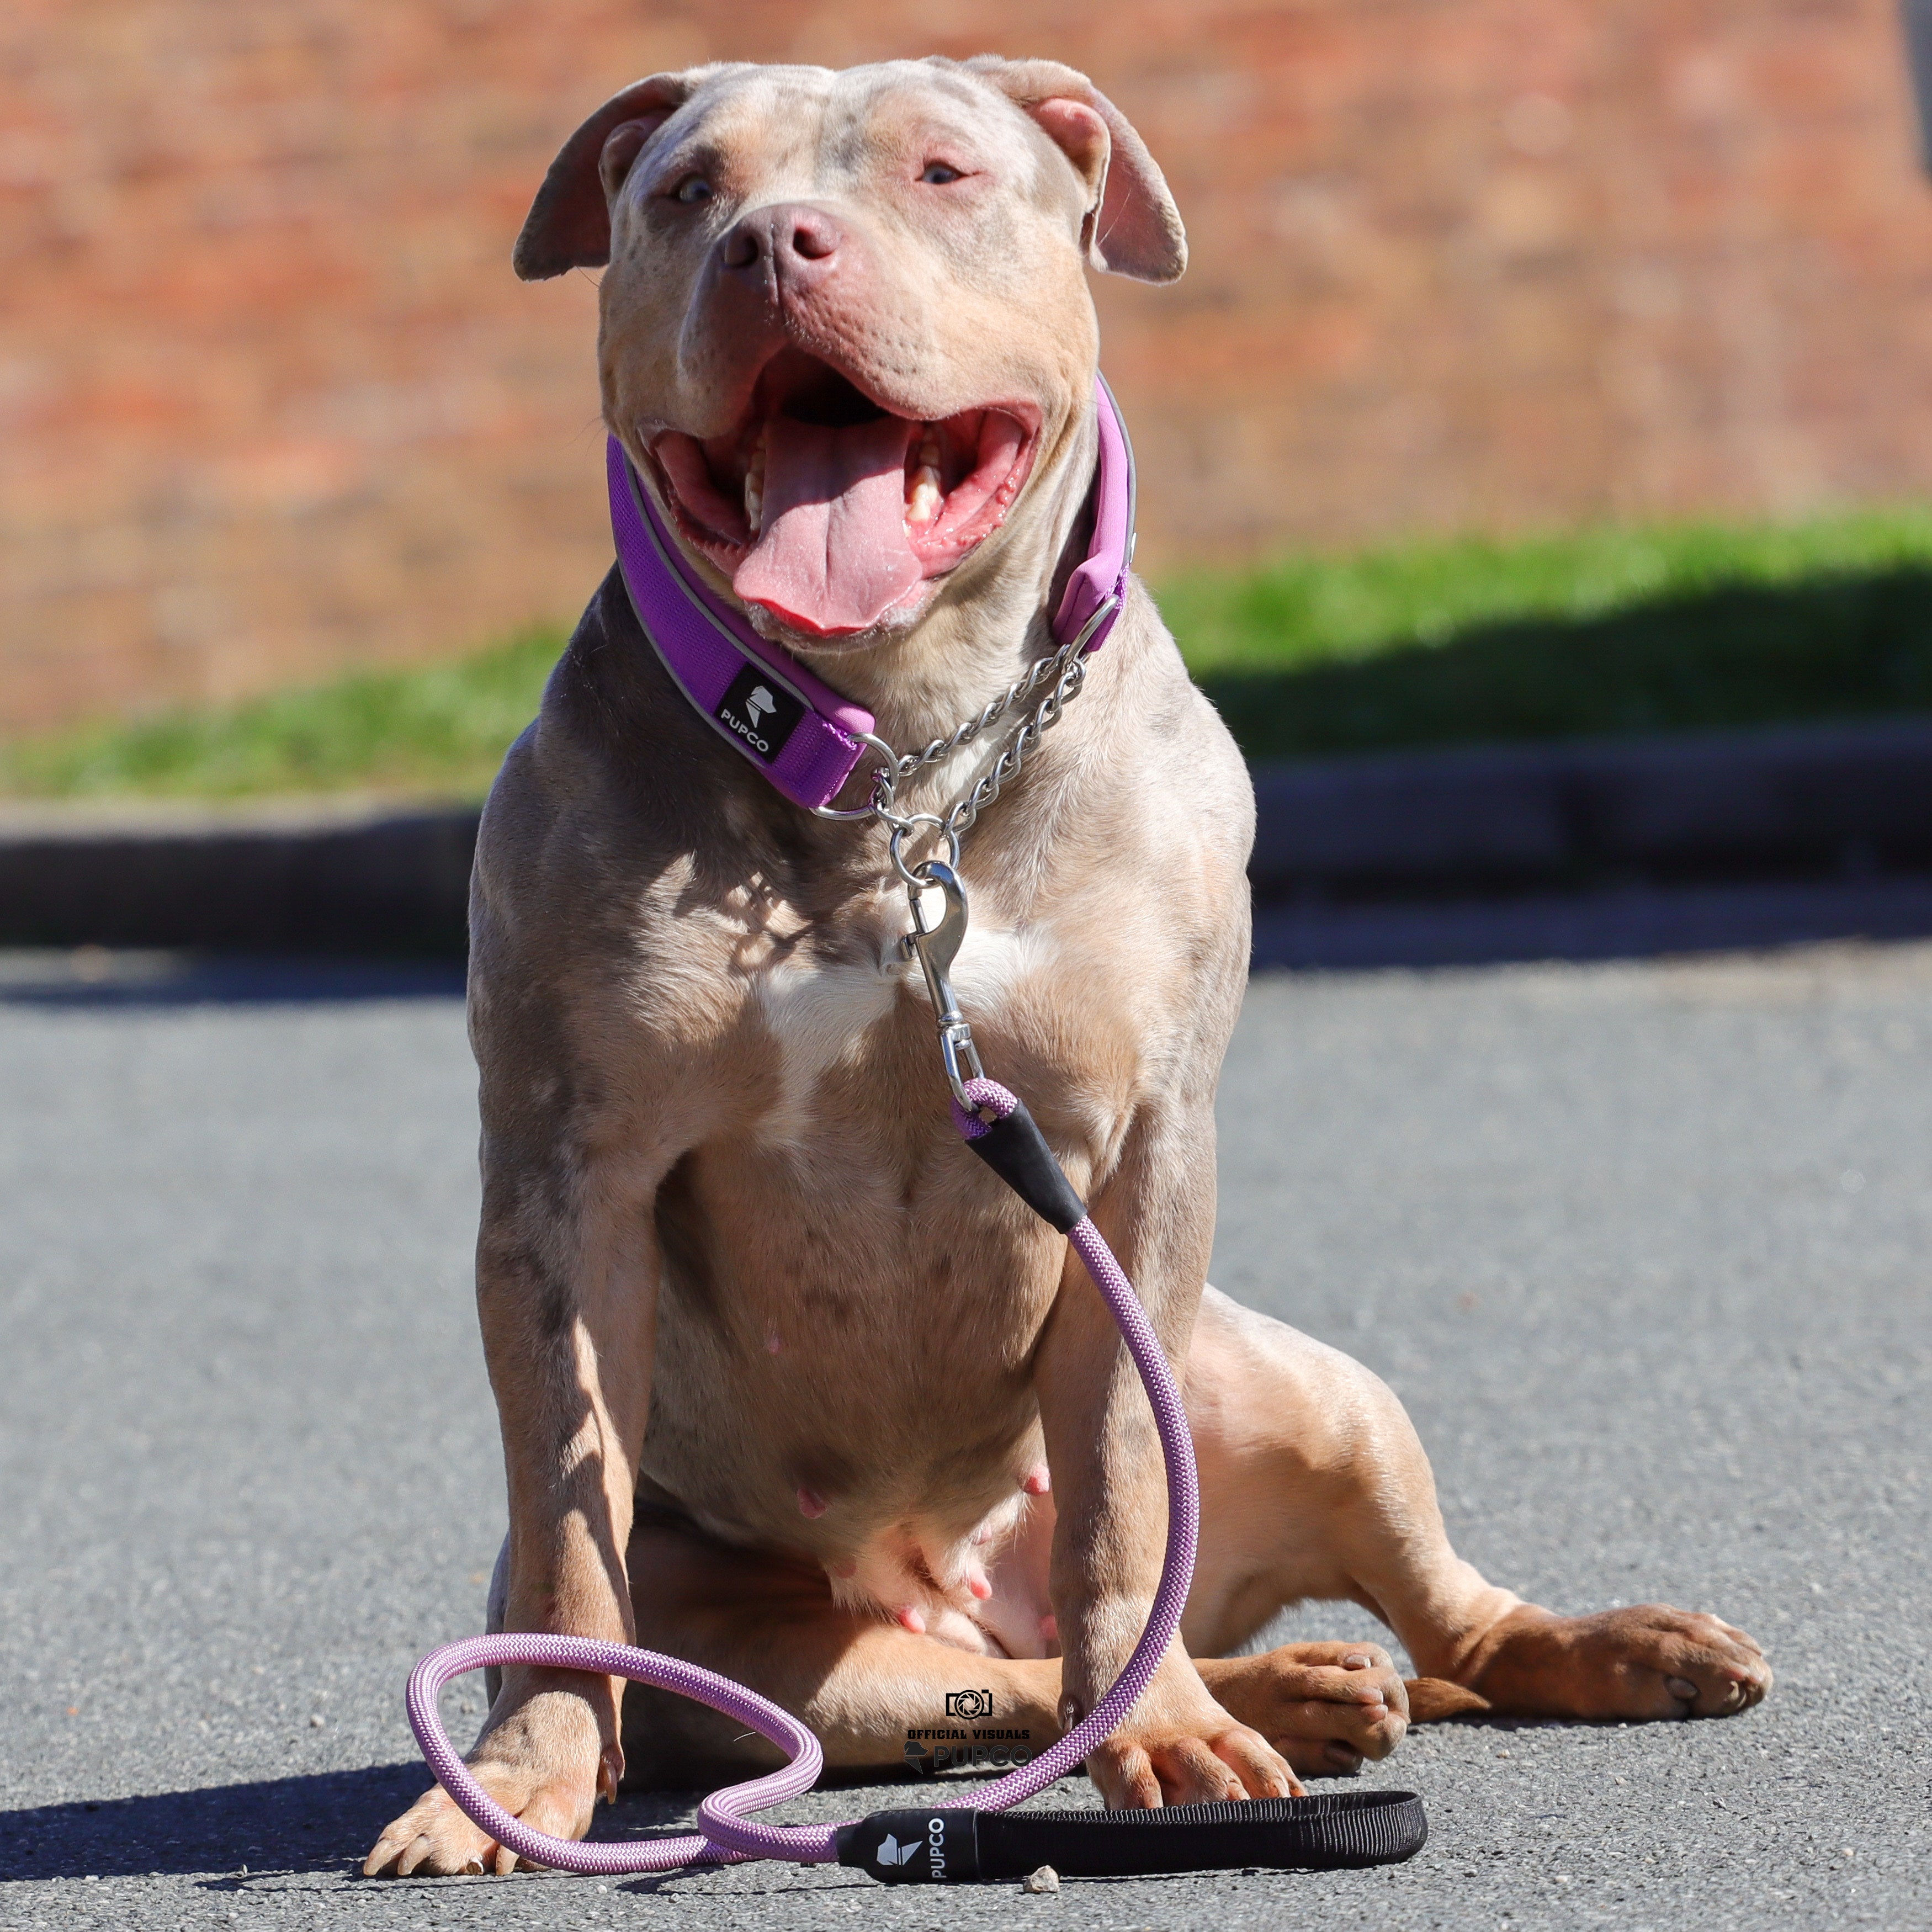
left=3, top=715, right=1929, bottom=953
left=0, top=798, right=476, bottom=953
left=1250, top=715, right=1932, bottom=898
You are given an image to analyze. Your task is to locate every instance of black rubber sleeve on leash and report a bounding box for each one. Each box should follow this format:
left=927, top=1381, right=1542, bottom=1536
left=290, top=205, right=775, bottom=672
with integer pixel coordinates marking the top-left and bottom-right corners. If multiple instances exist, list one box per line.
left=837, top=1790, right=1427, bottom=1883
left=962, top=1095, right=1087, bottom=1234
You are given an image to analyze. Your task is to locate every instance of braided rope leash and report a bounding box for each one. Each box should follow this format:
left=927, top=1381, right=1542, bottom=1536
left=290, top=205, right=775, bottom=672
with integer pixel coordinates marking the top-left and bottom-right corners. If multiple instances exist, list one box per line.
left=400, top=1078, right=1425, bottom=1882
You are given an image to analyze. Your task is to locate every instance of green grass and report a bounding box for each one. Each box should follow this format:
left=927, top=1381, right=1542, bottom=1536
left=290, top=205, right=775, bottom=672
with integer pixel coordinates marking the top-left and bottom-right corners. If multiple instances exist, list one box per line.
left=9, top=506, right=1932, bottom=800
left=1, top=627, right=566, bottom=802
left=1162, top=509, right=1932, bottom=673
left=1179, top=511, right=1932, bottom=762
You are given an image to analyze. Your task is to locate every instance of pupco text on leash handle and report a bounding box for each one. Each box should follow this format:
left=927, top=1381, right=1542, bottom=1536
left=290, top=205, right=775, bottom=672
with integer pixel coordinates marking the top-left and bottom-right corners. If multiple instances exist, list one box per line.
left=395, top=389, right=1427, bottom=1886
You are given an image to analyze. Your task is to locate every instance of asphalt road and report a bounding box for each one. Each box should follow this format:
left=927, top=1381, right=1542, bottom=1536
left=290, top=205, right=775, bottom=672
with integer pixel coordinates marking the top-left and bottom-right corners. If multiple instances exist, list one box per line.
left=2, top=938, right=1928, bottom=1931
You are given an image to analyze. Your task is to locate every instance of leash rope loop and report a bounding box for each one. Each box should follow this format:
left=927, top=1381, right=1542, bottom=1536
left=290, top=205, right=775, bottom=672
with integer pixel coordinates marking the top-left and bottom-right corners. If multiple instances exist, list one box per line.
left=401, top=1073, right=1426, bottom=1880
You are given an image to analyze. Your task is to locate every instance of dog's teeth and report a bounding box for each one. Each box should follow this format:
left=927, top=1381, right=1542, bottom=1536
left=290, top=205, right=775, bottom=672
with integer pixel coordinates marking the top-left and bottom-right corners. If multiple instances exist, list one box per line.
left=744, top=430, right=766, bottom=536
left=906, top=466, right=943, bottom=526
left=906, top=426, right=944, bottom=526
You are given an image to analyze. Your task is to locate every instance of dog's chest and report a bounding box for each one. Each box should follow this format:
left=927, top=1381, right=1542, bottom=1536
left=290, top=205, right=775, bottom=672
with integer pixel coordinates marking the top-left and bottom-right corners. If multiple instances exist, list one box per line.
left=748, top=903, right=1048, bottom=1140
left=644, top=882, right=1138, bottom=1561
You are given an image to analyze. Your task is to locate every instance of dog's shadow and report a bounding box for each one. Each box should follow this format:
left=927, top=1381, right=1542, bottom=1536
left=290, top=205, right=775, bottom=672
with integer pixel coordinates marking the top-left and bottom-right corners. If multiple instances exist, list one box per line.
left=1, top=1765, right=903, bottom=1888
left=3, top=1765, right=435, bottom=1882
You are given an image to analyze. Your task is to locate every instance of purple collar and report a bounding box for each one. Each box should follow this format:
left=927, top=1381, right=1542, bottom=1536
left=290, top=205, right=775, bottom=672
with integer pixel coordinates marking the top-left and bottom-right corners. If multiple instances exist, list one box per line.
left=607, top=377, right=1136, bottom=813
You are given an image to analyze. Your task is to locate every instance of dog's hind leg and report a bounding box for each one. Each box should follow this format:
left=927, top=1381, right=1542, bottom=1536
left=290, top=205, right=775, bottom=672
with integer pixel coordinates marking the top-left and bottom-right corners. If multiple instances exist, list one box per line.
left=615, top=1509, right=1078, bottom=1787
left=1181, top=1288, right=1771, bottom=1743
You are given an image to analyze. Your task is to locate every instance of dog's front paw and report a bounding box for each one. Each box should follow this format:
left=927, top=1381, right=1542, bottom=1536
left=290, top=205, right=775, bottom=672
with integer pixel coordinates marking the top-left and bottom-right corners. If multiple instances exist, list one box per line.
left=1076, top=1668, right=1303, bottom=1808
left=362, top=1687, right=619, bottom=1878
left=1469, top=1602, right=1772, bottom=1722
left=1200, top=1641, right=1409, bottom=1777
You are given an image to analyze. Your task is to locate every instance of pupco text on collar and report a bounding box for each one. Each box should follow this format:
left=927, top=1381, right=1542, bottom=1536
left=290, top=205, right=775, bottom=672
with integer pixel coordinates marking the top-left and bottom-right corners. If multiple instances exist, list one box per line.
left=397, top=385, right=1429, bottom=1885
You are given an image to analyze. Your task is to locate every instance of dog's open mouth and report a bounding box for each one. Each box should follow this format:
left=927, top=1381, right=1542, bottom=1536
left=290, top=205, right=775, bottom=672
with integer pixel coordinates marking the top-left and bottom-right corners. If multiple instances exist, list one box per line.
left=647, top=348, right=1041, bottom=639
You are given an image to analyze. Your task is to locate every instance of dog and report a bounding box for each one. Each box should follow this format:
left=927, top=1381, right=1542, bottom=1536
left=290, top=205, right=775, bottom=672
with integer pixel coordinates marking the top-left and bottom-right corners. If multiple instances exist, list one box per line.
left=364, top=55, right=1770, bottom=1878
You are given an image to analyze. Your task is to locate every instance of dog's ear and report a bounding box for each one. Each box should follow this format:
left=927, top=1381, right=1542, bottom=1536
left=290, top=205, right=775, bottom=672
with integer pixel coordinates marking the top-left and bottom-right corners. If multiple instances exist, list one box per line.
left=964, top=57, right=1186, bottom=284
left=513, top=73, right=698, bottom=281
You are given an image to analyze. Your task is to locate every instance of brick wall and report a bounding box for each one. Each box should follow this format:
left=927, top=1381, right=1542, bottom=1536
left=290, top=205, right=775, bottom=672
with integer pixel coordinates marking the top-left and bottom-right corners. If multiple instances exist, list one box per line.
left=7, top=0, right=1932, bottom=731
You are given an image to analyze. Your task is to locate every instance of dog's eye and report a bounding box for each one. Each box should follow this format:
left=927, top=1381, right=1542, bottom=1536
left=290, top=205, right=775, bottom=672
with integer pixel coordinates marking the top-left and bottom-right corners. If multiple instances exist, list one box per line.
left=920, top=162, right=963, bottom=185
left=672, top=174, right=714, bottom=205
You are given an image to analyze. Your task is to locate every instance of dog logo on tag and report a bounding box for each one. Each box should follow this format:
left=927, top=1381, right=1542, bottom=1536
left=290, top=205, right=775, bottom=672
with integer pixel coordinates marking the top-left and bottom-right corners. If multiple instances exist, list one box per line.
left=875, top=1834, right=919, bottom=1868
left=714, top=665, right=803, bottom=762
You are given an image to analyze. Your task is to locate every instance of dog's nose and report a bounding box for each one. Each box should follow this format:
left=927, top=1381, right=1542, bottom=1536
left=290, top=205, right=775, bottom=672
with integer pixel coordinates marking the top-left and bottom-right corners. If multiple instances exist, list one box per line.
left=720, top=203, right=846, bottom=277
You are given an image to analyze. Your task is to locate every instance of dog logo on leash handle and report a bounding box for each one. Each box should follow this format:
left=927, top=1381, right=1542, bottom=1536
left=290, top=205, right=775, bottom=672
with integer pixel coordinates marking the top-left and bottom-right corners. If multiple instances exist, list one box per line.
left=875, top=1834, right=921, bottom=1868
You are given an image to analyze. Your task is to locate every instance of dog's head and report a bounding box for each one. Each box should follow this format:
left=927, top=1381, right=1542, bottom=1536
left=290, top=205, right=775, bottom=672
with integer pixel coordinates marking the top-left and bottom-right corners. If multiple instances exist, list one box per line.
left=515, top=57, right=1184, bottom=651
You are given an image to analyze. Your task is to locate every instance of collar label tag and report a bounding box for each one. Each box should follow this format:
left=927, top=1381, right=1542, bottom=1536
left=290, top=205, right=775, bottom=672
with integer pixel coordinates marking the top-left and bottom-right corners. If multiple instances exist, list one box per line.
left=714, top=664, right=804, bottom=763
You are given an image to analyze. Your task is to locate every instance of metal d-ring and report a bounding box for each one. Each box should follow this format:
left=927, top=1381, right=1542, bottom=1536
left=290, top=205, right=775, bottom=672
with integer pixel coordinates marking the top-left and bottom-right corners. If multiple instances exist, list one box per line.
left=809, top=733, right=903, bottom=822
left=888, top=816, right=962, bottom=891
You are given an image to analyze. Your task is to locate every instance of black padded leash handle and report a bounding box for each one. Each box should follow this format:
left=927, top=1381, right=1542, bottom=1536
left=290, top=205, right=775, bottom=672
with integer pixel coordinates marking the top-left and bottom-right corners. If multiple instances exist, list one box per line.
left=837, top=1790, right=1427, bottom=1884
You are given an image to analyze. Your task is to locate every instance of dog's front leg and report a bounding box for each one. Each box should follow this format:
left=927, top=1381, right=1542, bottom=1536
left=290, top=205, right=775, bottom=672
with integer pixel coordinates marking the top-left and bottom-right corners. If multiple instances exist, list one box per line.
left=1034, top=1108, right=1301, bottom=1809
left=364, top=1116, right=664, bottom=1877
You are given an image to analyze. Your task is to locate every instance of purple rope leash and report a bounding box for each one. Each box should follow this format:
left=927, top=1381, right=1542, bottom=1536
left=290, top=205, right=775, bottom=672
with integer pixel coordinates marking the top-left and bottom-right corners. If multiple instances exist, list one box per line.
left=403, top=1075, right=1199, bottom=1873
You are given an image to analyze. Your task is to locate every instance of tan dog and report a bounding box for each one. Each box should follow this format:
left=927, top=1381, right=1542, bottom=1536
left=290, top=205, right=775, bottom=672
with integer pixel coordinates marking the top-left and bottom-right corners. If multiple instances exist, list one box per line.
left=365, top=56, right=1769, bottom=1878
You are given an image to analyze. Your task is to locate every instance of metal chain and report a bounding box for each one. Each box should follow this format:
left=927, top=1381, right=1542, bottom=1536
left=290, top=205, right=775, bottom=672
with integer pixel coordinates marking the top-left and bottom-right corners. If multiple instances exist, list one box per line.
left=871, top=633, right=1093, bottom=886
left=885, top=630, right=1087, bottom=783
left=935, top=650, right=1086, bottom=839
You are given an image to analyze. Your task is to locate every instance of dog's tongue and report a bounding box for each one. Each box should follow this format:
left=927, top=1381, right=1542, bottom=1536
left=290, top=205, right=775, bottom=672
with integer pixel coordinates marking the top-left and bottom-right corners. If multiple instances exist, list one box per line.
left=733, top=414, right=922, bottom=635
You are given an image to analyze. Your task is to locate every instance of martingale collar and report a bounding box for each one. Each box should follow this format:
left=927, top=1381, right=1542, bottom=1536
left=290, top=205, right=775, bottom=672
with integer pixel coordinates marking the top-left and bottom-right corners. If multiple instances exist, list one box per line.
left=607, top=375, right=1137, bottom=813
